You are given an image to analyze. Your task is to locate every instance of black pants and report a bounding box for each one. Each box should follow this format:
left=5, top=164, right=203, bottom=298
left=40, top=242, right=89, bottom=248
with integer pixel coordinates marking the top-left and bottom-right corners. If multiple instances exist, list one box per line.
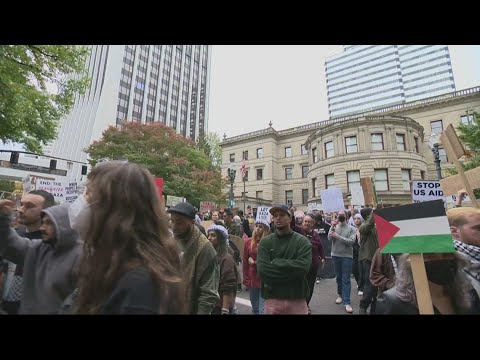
left=1, top=300, right=20, bottom=315
left=306, top=266, right=318, bottom=305
left=352, top=246, right=360, bottom=289
left=359, top=259, right=377, bottom=314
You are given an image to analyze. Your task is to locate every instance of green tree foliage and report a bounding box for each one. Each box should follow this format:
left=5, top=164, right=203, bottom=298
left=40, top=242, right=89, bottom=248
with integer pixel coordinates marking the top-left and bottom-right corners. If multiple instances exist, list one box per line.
left=0, top=179, right=15, bottom=193
left=85, top=122, right=228, bottom=207
left=0, top=45, right=90, bottom=153
left=196, top=132, right=223, bottom=170
left=444, top=112, right=480, bottom=197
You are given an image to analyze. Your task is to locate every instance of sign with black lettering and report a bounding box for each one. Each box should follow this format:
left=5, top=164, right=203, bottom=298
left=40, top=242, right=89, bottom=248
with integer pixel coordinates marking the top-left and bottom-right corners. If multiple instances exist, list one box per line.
left=412, top=181, right=444, bottom=203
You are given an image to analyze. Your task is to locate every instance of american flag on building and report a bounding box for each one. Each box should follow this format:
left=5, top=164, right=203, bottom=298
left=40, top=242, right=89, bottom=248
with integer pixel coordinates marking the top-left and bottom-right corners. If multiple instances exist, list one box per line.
left=241, top=159, right=247, bottom=180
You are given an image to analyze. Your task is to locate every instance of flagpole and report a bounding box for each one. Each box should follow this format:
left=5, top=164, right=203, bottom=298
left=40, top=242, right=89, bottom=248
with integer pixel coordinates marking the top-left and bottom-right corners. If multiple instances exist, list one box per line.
left=243, top=178, right=246, bottom=213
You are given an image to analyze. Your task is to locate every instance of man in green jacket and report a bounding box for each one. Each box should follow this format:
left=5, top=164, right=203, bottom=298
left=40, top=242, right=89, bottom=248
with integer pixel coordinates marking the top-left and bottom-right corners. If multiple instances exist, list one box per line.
left=257, top=205, right=312, bottom=314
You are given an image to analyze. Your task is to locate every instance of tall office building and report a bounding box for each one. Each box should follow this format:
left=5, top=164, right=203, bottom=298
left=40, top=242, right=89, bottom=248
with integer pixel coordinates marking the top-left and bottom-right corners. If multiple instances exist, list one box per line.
left=46, top=45, right=211, bottom=179
left=325, top=45, right=456, bottom=118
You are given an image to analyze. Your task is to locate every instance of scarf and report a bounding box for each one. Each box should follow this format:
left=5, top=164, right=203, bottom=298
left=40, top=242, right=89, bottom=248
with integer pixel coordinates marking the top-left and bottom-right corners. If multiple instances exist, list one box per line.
left=454, top=240, right=480, bottom=282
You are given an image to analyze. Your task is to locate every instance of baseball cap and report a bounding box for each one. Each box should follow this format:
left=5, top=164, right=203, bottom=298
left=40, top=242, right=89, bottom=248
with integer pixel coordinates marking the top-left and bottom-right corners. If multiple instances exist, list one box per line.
left=269, top=205, right=291, bottom=217
left=167, top=202, right=196, bottom=219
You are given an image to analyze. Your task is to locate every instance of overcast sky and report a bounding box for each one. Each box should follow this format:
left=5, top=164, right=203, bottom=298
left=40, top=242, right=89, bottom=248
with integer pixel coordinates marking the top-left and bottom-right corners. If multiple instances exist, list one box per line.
left=208, top=45, right=480, bottom=139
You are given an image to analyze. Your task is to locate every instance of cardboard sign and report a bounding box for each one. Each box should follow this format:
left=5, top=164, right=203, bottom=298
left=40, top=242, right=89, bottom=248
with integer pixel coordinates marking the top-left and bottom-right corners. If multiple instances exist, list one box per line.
left=320, top=187, right=345, bottom=212
left=351, top=187, right=365, bottom=206
left=36, top=179, right=66, bottom=202
left=412, top=181, right=444, bottom=203
left=64, top=181, right=79, bottom=203
left=360, top=177, right=376, bottom=206
left=440, top=124, right=466, bottom=161
left=440, top=167, right=480, bottom=196
left=256, top=206, right=271, bottom=224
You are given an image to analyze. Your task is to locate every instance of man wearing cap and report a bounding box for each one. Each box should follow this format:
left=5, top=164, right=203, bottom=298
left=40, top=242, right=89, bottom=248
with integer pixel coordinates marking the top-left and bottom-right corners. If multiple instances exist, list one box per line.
left=168, top=202, right=220, bottom=314
left=257, top=205, right=312, bottom=314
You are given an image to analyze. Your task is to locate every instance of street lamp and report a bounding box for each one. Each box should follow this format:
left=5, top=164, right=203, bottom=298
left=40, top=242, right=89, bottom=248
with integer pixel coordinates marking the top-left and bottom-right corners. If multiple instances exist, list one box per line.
left=227, top=162, right=236, bottom=209
left=429, top=133, right=442, bottom=180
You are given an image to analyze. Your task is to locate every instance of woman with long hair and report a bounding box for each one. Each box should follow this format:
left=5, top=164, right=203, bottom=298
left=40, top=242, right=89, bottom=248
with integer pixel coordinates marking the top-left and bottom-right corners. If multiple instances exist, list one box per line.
left=72, top=161, right=185, bottom=314
left=243, top=219, right=271, bottom=314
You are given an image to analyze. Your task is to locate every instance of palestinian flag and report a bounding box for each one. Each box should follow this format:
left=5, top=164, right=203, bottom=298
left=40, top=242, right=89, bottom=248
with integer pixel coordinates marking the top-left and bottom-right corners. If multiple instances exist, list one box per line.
left=374, top=199, right=454, bottom=254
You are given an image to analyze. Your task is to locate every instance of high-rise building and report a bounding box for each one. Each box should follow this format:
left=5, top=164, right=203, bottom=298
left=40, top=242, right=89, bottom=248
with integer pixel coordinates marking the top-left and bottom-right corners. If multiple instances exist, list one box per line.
left=46, top=45, right=211, bottom=179
left=326, top=45, right=456, bottom=118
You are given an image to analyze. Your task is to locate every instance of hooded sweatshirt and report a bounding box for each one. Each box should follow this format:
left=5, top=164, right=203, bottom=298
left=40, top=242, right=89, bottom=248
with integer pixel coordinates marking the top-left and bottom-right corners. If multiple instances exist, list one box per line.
left=0, top=204, right=82, bottom=314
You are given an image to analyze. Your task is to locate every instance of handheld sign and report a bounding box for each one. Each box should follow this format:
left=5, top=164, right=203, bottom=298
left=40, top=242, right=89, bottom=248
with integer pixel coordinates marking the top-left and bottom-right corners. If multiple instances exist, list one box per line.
left=256, top=206, right=271, bottom=224
left=320, top=187, right=344, bottom=212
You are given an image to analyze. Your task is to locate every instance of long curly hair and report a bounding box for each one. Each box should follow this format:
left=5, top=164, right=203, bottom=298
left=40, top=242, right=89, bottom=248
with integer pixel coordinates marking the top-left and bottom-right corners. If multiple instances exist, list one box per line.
left=74, top=161, right=185, bottom=314
left=251, top=223, right=271, bottom=252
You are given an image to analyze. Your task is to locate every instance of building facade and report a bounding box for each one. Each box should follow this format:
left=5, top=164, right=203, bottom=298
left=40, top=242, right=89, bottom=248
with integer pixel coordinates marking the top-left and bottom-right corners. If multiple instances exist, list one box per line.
left=220, top=87, right=480, bottom=211
left=45, top=45, right=211, bottom=180
left=326, top=45, right=456, bottom=118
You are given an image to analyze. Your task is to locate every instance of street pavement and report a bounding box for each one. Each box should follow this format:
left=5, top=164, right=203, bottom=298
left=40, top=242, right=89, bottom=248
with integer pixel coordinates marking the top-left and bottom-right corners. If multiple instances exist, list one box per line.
left=234, top=277, right=362, bottom=315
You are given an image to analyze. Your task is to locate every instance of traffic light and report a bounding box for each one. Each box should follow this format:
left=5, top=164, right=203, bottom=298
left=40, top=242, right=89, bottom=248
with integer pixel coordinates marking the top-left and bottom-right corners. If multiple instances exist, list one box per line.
left=81, top=165, right=88, bottom=175
left=49, top=159, right=57, bottom=170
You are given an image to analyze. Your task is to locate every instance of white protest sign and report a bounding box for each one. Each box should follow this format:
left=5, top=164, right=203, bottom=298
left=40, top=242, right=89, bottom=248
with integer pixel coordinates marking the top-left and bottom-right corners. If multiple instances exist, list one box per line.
left=351, top=187, right=365, bottom=206
left=256, top=206, right=271, bottom=224
left=64, top=181, right=79, bottom=203
left=320, top=187, right=345, bottom=212
left=308, top=202, right=323, bottom=211
left=22, top=176, right=31, bottom=195
left=412, top=181, right=444, bottom=203
left=36, top=179, right=66, bottom=203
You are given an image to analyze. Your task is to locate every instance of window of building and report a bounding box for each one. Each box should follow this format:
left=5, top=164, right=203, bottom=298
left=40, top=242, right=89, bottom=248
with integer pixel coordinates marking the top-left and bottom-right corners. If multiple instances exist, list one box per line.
left=302, top=189, right=309, bottom=205
left=461, top=114, right=474, bottom=125
left=242, top=150, right=248, bottom=160
left=301, top=144, right=308, bottom=155
left=324, top=141, right=333, bottom=158
left=312, top=147, right=318, bottom=163
left=302, top=165, right=309, bottom=178
left=439, top=148, right=448, bottom=163
left=256, top=191, right=263, bottom=199
left=312, top=178, right=317, bottom=197
left=347, top=170, right=361, bottom=192
left=430, top=120, right=443, bottom=135
left=285, top=167, right=293, bottom=180
left=374, top=169, right=389, bottom=191
left=229, top=153, right=235, bottom=163
left=325, top=174, right=335, bottom=189
left=67, top=162, right=73, bottom=170
left=244, top=170, right=249, bottom=181
left=371, top=133, right=384, bottom=150
left=401, top=169, right=411, bottom=191
left=285, top=147, right=292, bottom=157
left=396, top=134, right=405, bottom=151
left=414, top=136, right=419, bottom=153
left=285, top=190, right=293, bottom=206
left=257, top=148, right=263, bottom=158
left=345, top=136, right=358, bottom=154
left=256, top=168, right=263, bottom=180
left=421, top=170, right=426, bottom=180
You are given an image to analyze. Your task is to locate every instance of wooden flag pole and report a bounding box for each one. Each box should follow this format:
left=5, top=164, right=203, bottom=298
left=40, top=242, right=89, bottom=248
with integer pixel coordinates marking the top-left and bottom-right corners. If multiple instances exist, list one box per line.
left=410, top=253, right=434, bottom=314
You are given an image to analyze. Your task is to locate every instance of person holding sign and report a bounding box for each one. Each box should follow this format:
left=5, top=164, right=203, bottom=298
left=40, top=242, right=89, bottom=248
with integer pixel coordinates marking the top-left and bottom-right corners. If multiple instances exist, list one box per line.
left=257, top=205, right=312, bottom=314
left=376, top=253, right=480, bottom=314
left=0, top=201, right=81, bottom=314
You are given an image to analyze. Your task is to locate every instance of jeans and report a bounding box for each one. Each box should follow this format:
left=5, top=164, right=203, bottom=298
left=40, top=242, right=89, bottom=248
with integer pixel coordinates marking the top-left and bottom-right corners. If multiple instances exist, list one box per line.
left=333, top=256, right=353, bottom=306
left=359, top=259, right=377, bottom=313
left=249, top=287, right=265, bottom=314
